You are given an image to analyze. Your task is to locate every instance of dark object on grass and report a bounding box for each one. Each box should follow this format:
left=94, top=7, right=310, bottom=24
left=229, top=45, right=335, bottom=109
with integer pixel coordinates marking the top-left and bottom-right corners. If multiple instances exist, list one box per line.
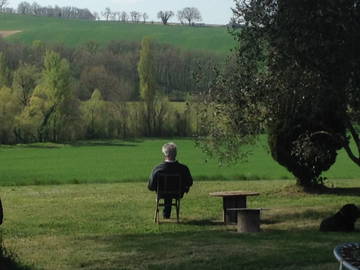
left=320, top=204, right=360, bottom=232
left=0, top=198, right=2, bottom=225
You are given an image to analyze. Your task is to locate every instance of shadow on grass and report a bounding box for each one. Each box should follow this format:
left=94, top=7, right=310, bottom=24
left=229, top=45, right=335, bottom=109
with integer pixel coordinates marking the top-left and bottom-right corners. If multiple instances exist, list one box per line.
left=323, top=187, right=360, bottom=196
left=80, top=229, right=351, bottom=270
left=277, top=185, right=360, bottom=197
left=70, top=140, right=138, bottom=147
left=264, top=209, right=334, bottom=224
left=180, top=219, right=223, bottom=226
left=17, top=144, right=63, bottom=149
left=0, top=244, right=33, bottom=270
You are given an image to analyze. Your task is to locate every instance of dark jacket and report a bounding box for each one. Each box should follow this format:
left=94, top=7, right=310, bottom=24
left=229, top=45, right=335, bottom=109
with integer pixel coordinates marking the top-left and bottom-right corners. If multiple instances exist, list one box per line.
left=148, top=161, right=193, bottom=194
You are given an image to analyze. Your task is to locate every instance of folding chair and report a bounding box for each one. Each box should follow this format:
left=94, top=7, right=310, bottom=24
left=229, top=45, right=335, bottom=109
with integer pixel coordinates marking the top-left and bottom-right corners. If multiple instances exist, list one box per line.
left=154, top=174, right=182, bottom=224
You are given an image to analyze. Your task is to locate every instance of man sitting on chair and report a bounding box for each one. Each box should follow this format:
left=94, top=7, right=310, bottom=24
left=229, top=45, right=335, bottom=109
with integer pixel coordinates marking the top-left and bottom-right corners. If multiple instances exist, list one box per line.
left=148, top=142, right=193, bottom=219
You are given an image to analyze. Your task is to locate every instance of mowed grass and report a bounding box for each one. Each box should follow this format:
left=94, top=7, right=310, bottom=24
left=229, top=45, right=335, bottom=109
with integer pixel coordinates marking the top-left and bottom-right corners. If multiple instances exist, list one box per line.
left=0, top=14, right=234, bottom=54
left=0, top=137, right=359, bottom=186
left=1, top=179, right=360, bottom=269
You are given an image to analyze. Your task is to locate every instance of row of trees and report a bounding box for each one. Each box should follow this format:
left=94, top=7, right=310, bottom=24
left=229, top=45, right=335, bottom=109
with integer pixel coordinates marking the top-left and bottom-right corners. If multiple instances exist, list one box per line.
left=199, top=0, right=360, bottom=188
left=0, top=1, right=204, bottom=25
left=0, top=1, right=95, bottom=20
left=157, top=7, right=202, bottom=25
left=17, top=1, right=95, bottom=20
left=99, top=8, right=148, bottom=23
left=0, top=37, right=216, bottom=143
left=0, top=37, right=218, bottom=103
left=100, top=7, right=202, bottom=25
left=0, top=50, right=200, bottom=144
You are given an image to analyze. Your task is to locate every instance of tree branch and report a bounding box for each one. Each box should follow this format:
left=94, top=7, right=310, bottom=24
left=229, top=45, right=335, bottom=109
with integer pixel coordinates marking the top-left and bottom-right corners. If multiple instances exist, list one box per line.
left=310, top=129, right=360, bottom=166
left=343, top=120, right=360, bottom=166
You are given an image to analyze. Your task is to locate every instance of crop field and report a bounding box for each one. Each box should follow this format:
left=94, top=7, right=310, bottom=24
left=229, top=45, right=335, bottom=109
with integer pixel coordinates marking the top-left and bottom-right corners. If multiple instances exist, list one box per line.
left=0, top=14, right=234, bottom=54
left=0, top=137, right=359, bottom=186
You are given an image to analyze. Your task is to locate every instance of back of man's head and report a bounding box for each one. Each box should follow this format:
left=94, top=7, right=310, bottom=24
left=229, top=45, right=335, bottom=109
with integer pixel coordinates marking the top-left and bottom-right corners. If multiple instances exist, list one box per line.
left=162, top=142, right=177, bottom=161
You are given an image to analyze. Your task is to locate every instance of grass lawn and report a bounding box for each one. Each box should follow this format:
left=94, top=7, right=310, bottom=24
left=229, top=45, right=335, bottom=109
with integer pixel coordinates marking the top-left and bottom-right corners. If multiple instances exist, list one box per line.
left=0, top=14, right=234, bottom=55
left=0, top=138, right=358, bottom=186
left=0, top=138, right=358, bottom=269
left=1, top=179, right=360, bottom=269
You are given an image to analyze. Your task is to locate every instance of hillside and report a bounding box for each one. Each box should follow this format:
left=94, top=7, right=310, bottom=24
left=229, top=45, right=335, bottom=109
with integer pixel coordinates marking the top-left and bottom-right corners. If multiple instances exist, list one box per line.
left=0, top=14, right=235, bottom=54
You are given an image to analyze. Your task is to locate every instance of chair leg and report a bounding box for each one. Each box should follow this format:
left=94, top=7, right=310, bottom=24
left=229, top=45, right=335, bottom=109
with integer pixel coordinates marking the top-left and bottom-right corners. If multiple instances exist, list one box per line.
left=154, top=199, right=159, bottom=224
left=176, top=199, right=180, bottom=223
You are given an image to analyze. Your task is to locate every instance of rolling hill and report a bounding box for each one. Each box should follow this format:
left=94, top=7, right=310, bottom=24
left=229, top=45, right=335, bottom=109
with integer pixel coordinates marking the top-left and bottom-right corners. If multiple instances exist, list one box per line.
left=0, top=14, right=235, bottom=54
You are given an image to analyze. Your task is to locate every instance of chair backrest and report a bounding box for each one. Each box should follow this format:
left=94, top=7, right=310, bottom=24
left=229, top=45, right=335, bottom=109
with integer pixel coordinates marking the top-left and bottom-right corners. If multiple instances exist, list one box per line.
left=156, top=174, right=182, bottom=198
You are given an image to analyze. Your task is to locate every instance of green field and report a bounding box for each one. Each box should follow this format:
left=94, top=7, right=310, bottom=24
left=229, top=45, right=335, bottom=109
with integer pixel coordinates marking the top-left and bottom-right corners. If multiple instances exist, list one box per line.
left=2, top=12, right=360, bottom=270
left=0, top=14, right=234, bottom=54
left=1, top=179, right=360, bottom=269
left=0, top=137, right=359, bottom=186
left=0, top=138, right=359, bottom=269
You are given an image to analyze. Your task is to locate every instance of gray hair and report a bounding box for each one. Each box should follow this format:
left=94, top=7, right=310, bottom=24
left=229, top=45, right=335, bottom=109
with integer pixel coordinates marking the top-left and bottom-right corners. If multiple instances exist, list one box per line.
left=162, top=142, right=177, bottom=160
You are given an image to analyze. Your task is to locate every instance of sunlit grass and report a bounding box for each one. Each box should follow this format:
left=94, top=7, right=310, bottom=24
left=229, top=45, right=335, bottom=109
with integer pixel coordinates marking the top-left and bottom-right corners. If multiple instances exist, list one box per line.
left=0, top=137, right=358, bottom=186
left=1, top=179, right=359, bottom=269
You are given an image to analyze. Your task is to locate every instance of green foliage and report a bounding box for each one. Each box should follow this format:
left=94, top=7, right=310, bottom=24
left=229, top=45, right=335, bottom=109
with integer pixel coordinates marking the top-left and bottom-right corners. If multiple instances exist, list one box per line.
left=138, top=37, right=156, bottom=103
left=34, top=50, right=81, bottom=142
left=0, top=87, right=21, bottom=144
left=253, top=0, right=359, bottom=186
left=81, top=89, right=109, bottom=138
left=12, top=63, right=40, bottom=107
left=0, top=31, right=215, bottom=143
left=138, top=37, right=158, bottom=136
left=0, top=52, right=11, bottom=87
left=200, top=0, right=360, bottom=187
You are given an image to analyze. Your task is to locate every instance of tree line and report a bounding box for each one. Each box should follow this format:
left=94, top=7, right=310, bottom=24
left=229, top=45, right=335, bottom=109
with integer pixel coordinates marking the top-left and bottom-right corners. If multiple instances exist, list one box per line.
left=1, top=1, right=205, bottom=26
left=0, top=37, right=218, bottom=144
left=99, top=7, right=202, bottom=25
left=1, top=1, right=95, bottom=20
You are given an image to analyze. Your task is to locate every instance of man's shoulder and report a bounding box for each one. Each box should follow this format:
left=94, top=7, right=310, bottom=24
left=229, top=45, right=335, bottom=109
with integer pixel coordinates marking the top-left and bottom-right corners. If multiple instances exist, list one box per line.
left=172, top=162, right=191, bottom=175
left=152, top=161, right=190, bottom=174
left=152, top=162, right=167, bottom=172
left=176, top=161, right=190, bottom=169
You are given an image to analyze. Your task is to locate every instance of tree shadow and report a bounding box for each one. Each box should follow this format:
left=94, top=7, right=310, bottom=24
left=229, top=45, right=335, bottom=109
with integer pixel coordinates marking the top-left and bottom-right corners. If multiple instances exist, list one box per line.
left=0, top=242, right=33, bottom=270
left=19, top=145, right=62, bottom=149
left=180, top=219, right=223, bottom=226
left=78, top=229, right=355, bottom=269
left=322, top=187, right=360, bottom=196
left=70, top=141, right=138, bottom=147
left=278, top=184, right=360, bottom=197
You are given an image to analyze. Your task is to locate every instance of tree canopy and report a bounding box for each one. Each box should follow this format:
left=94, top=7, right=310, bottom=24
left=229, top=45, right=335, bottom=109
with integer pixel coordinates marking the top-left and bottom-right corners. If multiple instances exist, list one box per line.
left=199, top=0, right=360, bottom=187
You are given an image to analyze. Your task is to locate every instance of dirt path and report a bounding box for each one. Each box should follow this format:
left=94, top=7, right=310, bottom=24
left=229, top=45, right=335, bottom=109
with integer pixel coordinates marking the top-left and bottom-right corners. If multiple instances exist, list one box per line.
left=0, top=30, right=22, bottom=38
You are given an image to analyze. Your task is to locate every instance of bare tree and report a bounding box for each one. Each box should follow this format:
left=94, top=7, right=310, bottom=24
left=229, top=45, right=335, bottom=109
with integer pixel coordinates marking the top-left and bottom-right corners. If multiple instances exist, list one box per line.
left=93, top=11, right=100, bottom=21
left=17, top=1, right=31, bottom=15
left=114, top=11, right=121, bottom=21
left=177, top=10, right=185, bottom=24
left=142, top=12, right=148, bottom=23
left=178, top=7, right=202, bottom=25
left=110, top=11, right=116, bottom=21
left=2, top=7, right=13, bottom=13
left=130, top=11, right=141, bottom=23
left=102, top=7, right=111, bottom=21
left=53, top=5, right=61, bottom=17
left=31, top=2, right=41, bottom=15
left=0, top=0, right=8, bottom=12
left=120, top=11, right=128, bottom=22
left=157, top=10, right=174, bottom=25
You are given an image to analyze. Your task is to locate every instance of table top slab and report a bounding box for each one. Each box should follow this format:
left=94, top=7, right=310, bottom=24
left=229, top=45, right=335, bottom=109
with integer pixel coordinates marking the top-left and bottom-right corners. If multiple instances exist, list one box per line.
left=209, top=191, right=260, bottom=197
